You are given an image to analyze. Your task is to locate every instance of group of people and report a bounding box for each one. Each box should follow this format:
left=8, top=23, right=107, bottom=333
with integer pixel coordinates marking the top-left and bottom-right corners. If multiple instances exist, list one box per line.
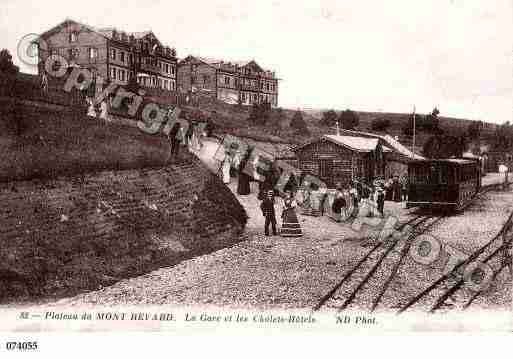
left=259, top=190, right=303, bottom=237
left=167, top=121, right=206, bottom=158
left=384, top=174, right=409, bottom=202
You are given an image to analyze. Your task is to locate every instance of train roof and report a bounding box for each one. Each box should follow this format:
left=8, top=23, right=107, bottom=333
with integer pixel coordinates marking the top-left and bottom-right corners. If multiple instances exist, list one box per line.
left=410, top=158, right=478, bottom=166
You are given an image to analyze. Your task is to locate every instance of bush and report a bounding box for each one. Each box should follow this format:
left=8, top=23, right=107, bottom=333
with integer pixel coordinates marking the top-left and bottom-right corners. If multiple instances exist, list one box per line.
left=247, top=103, right=272, bottom=125
left=371, top=118, right=391, bottom=132
left=338, top=109, right=359, bottom=130
left=319, top=109, right=338, bottom=127
left=290, top=110, right=309, bottom=133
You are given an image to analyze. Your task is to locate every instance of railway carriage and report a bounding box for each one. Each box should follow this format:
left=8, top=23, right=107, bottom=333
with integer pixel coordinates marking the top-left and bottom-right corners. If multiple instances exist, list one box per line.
left=407, top=158, right=481, bottom=211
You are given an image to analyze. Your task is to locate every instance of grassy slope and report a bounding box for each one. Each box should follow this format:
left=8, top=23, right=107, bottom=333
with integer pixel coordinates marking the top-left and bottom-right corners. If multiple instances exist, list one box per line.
left=0, top=101, right=173, bottom=182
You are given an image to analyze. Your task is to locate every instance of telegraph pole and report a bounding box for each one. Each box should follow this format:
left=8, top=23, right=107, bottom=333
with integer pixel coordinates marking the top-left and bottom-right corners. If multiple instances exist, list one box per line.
left=412, top=105, right=416, bottom=159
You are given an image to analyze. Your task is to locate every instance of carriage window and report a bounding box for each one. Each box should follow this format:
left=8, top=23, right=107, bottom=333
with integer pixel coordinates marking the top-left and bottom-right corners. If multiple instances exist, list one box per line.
left=412, top=165, right=429, bottom=184
left=429, top=165, right=440, bottom=184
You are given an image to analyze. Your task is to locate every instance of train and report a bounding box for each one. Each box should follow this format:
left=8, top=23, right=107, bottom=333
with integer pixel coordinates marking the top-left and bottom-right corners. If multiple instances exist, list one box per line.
left=406, top=158, right=482, bottom=211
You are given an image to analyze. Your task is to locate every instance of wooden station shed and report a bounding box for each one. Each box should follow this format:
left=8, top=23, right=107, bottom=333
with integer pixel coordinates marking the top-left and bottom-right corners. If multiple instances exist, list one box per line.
left=292, top=135, right=385, bottom=188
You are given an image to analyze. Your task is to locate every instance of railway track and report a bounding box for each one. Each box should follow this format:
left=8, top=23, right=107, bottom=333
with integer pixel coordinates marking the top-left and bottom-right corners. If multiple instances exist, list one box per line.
left=398, top=210, right=513, bottom=314
left=314, top=213, right=445, bottom=312
left=313, top=181, right=510, bottom=313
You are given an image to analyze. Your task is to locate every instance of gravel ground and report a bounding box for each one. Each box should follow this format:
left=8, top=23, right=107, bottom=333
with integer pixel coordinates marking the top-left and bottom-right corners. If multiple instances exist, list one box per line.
left=42, top=141, right=512, bottom=312
left=47, top=183, right=512, bottom=312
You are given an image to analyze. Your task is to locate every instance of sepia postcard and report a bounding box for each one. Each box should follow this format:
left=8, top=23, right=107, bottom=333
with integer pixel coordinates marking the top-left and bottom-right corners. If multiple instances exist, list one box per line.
left=0, top=0, right=512, bottom=353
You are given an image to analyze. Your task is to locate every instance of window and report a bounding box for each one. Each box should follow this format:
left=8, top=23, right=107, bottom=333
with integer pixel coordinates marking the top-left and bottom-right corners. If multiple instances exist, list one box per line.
left=111, top=67, right=116, bottom=80
left=225, top=76, right=230, bottom=85
left=241, top=93, right=246, bottom=103
left=120, top=51, right=125, bottom=63
left=89, top=48, right=98, bottom=60
left=69, top=32, right=78, bottom=43
left=110, top=48, right=116, bottom=60
left=253, top=93, right=258, bottom=102
left=165, top=63, right=170, bottom=74
left=120, top=69, right=125, bottom=82
left=171, top=66, right=175, bottom=75
left=203, top=75, right=209, bottom=85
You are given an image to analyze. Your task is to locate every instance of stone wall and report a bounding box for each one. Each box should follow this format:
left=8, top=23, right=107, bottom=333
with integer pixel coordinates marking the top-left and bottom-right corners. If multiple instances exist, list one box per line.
left=0, top=156, right=247, bottom=302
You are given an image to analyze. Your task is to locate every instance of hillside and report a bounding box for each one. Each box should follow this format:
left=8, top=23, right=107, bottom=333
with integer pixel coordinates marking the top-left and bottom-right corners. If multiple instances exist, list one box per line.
left=183, top=93, right=498, bottom=153
left=301, top=109, right=499, bottom=152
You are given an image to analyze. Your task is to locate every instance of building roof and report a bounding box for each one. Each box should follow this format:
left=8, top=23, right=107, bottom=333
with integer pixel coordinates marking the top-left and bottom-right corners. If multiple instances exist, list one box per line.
left=40, top=18, right=161, bottom=46
left=325, top=135, right=380, bottom=152
left=293, top=135, right=380, bottom=153
left=336, top=129, right=425, bottom=160
left=179, top=55, right=277, bottom=77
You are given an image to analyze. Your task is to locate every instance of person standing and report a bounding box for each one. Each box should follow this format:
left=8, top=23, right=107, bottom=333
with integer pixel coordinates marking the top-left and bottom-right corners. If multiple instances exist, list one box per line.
left=400, top=174, right=409, bottom=202
left=168, top=122, right=181, bottom=157
left=280, top=190, right=303, bottom=237
left=349, top=181, right=359, bottom=219
left=376, top=184, right=385, bottom=218
left=237, top=148, right=252, bottom=195
left=260, top=190, right=277, bottom=236
left=331, top=183, right=346, bottom=222
left=221, top=152, right=232, bottom=184
left=392, top=175, right=401, bottom=202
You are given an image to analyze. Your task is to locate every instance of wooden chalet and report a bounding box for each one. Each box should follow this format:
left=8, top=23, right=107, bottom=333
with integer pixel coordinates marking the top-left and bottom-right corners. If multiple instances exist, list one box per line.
left=292, top=135, right=385, bottom=188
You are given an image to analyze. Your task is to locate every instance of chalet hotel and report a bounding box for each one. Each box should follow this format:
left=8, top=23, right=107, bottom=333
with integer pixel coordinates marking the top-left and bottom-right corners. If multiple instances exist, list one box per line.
left=37, top=19, right=279, bottom=107
left=177, top=56, right=279, bottom=107
left=38, top=19, right=178, bottom=92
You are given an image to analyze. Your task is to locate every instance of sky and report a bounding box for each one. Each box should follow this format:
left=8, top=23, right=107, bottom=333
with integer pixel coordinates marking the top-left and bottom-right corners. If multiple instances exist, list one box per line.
left=1, top=0, right=511, bottom=124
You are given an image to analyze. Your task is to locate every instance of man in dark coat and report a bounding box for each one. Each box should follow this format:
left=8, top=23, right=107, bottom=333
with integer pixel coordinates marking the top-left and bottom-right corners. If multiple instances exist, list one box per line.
left=260, top=190, right=277, bottom=236
left=168, top=122, right=182, bottom=157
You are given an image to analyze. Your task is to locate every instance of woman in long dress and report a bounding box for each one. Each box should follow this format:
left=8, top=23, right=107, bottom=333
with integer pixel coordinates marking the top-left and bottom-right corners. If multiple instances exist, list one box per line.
left=221, top=153, right=232, bottom=184
left=237, top=148, right=251, bottom=195
left=280, top=190, right=303, bottom=237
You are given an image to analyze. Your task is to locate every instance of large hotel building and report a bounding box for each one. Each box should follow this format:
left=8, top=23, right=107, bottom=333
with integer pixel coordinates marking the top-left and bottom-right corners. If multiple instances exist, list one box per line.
left=37, top=19, right=177, bottom=91
left=177, top=56, right=279, bottom=107
left=37, top=19, right=279, bottom=107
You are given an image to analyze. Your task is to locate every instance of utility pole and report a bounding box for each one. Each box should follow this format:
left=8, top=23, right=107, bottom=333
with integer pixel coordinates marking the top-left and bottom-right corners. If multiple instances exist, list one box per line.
left=412, top=105, right=416, bottom=159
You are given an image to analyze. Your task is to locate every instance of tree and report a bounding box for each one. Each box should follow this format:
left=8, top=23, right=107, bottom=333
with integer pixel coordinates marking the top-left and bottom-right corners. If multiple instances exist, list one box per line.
left=272, top=107, right=286, bottom=129
left=0, top=49, right=19, bottom=75
left=290, top=109, right=309, bottom=133
left=320, top=109, right=338, bottom=127
left=420, top=107, right=441, bottom=133
left=371, top=118, right=391, bottom=132
left=402, top=113, right=416, bottom=136
left=423, top=135, right=466, bottom=159
left=338, top=109, right=359, bottom=130
left=491, top=121, right=513, bottom=151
